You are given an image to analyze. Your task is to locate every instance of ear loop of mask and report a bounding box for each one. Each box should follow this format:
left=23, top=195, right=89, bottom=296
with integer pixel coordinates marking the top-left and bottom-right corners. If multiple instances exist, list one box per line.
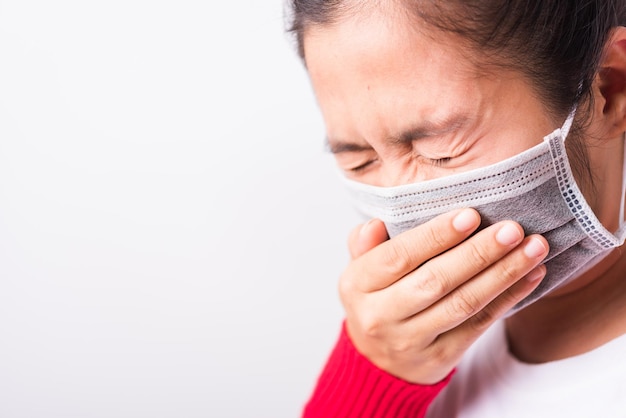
left=562, top=107, right=626, bottom=240
left=619, top=133, right=626, bottom=232
left=561, top=107, right=576, bottom=139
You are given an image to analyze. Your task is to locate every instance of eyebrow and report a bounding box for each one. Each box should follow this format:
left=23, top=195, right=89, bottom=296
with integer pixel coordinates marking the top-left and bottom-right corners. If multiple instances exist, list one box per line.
left=325, top=140, right=372, bottom=154
left=326, top=114, right=470, bottom=155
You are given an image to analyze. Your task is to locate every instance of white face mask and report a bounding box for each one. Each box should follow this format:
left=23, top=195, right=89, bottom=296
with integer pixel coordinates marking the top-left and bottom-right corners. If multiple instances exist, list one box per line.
left=344, top=111, right=626, bottom=314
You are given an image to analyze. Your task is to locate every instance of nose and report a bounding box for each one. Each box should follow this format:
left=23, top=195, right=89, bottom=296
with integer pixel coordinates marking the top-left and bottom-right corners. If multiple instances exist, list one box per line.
left=377, top=158, right=422, bottom=187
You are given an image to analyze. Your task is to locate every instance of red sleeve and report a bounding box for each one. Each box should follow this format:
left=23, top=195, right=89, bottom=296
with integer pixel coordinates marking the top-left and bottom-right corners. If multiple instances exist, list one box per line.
left=303, top=322, right=453, bottom=418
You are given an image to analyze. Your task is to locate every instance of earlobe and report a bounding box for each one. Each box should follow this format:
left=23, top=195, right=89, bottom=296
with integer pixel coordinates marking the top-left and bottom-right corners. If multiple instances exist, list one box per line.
left=596, top=28, right=626, bottom=136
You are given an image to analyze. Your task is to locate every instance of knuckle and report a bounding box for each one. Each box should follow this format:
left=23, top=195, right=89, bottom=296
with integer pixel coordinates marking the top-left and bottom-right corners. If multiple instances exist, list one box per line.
left=467, top=308, right=496, bottom=333
left=338, top=275, right=353, bottom=302
left=495, top=262, right=520, bottom=284
left=464, top=241, right=492, bottom=270
left=414, top=267, right=448, bottom=300
left=468, top=288, right=519, bottom=333
left=389, top=337, right=413, bottom=355
left=493, top=286, right=527, bottom=314
left=379, top=242, right=413, bottom=276
left=447, top=290, right=481, bottom=319
left=359, top=314, right=384, bottom=339
left=339, top=261, right=375, bottom=295
left=421, top=224, right=448, bottom=253
left=427, top=341, right=452, bottom=365
left=338, top=269, right=369, bottom=303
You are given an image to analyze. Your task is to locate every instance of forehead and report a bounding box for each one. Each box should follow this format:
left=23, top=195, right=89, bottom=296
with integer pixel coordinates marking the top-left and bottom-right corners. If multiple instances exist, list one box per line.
left=304, top=10, right=457, bottom=83
left=302, top=9, right=487, bottom=136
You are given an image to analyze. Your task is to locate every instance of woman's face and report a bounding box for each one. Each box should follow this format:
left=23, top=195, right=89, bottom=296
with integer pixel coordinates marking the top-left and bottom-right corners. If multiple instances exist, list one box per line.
left=303, top=10, right=560, bottom=187
left=303, top=9, right=626, bottom=298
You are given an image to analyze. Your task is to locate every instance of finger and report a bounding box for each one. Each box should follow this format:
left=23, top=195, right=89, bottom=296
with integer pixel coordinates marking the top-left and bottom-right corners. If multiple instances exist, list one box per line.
left=433, top=264, right=546, bottom=359
left=380, top=220, right=526, bottom=318
left=419, top=234, right=549, bottom=334
left=395, top=266, right=545, bottom=385
left=349, top=208, right=481, bottom=292
left=348, top=219, right=389, bottom=259
left=347, top=224, right=362, bottom=259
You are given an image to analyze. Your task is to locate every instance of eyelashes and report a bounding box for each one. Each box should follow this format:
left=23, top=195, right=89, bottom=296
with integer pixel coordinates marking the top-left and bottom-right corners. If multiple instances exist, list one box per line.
left=428, top=157, right=452, bottom=167
left=348, top=156, right=452, bottom=174
left=349, top=159, right=378, bottom=173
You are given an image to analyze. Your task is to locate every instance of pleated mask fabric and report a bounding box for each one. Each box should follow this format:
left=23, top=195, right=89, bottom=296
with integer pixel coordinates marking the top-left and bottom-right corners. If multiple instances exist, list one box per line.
left=344, top=111, right=626, bottom=313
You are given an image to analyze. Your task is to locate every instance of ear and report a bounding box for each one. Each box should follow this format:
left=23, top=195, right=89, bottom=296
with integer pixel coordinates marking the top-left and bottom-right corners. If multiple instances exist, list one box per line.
left=595, top=27, right=626, bottom=137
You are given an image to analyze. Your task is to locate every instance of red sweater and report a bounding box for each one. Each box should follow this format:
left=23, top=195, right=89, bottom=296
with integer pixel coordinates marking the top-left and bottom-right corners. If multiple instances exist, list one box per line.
left=303, top=323, right=453, bottom=418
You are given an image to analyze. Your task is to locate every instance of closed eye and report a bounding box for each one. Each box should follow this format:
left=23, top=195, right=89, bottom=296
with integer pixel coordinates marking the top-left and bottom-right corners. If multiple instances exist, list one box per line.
left=349, top=159, right=377, bottom=172
left=428, top=157, right=452, bottom=167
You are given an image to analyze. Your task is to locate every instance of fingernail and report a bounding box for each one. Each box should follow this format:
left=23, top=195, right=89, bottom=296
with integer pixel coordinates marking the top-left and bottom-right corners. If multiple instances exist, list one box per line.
left=526, top=265, right=546, bottom=282
left=495, top=223, right=523, bottom=246
left=453, top=209, right=479, bottom=232
left=360, top=219, right=376, bottom=238
left=524, top=237, right=548, bottom=259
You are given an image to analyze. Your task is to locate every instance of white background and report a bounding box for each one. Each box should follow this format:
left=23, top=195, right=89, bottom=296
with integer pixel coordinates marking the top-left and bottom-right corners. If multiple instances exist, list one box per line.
left=0, top=1, right=360, bottom=417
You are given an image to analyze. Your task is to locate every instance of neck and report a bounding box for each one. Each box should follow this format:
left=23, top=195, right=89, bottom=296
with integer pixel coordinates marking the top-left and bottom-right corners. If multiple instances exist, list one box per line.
left=506, top=245, right=626, bottom=363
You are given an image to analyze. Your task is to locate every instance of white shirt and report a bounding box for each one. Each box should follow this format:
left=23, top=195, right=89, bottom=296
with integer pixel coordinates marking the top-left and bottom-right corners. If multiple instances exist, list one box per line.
left=426, top=320, right=626, bottom=418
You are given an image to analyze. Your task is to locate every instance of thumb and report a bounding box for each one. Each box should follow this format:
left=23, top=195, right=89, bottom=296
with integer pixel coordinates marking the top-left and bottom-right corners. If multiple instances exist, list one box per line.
left=348, top=219, right=389, bottom=259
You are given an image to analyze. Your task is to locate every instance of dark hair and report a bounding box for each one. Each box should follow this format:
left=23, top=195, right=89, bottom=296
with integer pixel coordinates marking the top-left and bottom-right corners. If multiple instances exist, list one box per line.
left=287, top=0, right=626, bottom=119
left=287, top=0, right=626, bottom=189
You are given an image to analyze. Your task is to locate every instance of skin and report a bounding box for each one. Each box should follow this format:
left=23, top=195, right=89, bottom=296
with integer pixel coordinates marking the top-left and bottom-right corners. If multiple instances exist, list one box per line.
left=303, top=7, right=626, bottom=384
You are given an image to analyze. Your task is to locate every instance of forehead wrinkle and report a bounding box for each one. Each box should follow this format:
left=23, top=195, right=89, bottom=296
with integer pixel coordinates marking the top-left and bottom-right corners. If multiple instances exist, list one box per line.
left=325, top=112, right=471, bottom=156
left=390, top=114, right=471, bottom=145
